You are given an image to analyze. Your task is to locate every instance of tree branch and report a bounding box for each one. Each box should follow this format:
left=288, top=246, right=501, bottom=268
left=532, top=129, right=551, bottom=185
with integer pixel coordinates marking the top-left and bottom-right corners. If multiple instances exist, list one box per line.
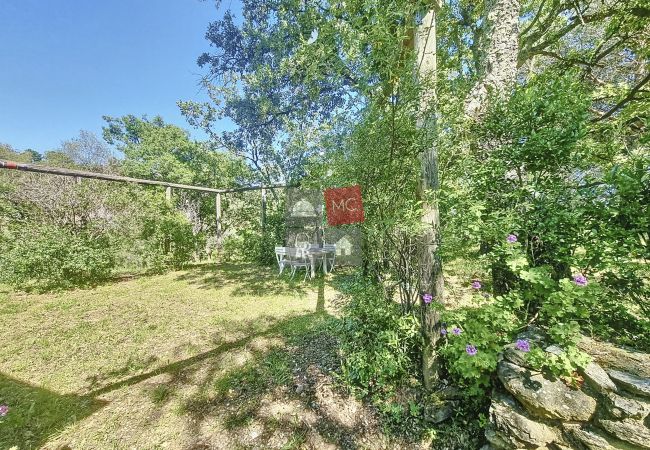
left=593, top=72, right=650, bottom=122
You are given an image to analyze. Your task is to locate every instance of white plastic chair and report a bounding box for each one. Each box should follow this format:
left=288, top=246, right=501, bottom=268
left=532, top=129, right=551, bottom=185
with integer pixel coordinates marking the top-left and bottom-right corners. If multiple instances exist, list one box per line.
left=323, top=244, right=337, bottom=272
left=275, top=246, right=288, bottom=274
left=286, top=247, right=311, bottom=281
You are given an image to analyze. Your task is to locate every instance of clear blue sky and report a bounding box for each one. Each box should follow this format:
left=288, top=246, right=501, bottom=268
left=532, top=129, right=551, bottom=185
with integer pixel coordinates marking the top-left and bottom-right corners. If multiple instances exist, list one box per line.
left=0, top=0, right=237, bottom=153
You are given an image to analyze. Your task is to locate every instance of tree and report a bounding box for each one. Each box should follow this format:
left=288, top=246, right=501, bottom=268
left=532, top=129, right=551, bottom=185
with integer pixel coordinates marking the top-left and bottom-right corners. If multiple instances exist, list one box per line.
left=60, top=130, right=114, bottom=169
left=464, top=0, right=520, bottom=118
left=103, top=114, right=251, bottom=239
left=179, top=4, right=347, bottom=184
left=414, top=4, right=445, bottom=389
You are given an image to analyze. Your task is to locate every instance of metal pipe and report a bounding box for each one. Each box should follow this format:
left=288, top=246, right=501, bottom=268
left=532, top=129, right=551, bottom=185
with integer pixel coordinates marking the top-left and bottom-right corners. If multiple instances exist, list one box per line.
left=0, top=160, right=294, bottom=194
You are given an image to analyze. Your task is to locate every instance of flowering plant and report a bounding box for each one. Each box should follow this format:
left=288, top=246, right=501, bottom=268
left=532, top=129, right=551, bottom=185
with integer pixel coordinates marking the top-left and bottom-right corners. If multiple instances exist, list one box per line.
left=439, top=235, right=600, bottom=394
left=0, top=404, right=8, bottom=422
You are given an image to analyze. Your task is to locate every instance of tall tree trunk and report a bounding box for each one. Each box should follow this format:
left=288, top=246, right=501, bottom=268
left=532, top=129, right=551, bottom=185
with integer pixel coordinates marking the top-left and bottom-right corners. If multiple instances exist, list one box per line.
left=465, top=0, right=520, bottom=118
left=465, top=0, right=520, bottom=294
left=415, top=4, right=444, bottom=390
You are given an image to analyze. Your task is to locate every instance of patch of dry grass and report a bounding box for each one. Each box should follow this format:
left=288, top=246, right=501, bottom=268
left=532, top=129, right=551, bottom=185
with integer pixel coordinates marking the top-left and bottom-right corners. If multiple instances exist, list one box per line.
left=0, top=263, right=350, bottom=449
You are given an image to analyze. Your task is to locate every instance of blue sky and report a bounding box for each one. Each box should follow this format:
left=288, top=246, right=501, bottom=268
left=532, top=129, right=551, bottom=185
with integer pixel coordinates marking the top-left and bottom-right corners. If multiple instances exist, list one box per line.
left=0, top=0, right=238, bottom=153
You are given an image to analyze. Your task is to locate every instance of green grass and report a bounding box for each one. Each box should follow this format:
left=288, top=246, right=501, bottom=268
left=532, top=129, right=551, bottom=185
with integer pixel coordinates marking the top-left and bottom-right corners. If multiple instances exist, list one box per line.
left=0, top=262, right=338, bottom=449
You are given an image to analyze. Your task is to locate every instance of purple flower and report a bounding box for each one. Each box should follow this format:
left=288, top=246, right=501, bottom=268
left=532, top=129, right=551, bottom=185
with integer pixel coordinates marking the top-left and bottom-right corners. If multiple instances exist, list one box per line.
left=573, top=274, right=588, bottom=287
left=466, top=345, right=478, bottom=356
left=515, top=339, right=530, bottom=352
left=452, top=327, right=462, bottom=336
left=507, top=234, right=518, bottom=243
left=471, top=281, right=482, bottom=289
left=422, top=293, right=433, bottom=304
left=440, top=328, right=448, bottom=336
left=0, top=405, right=8, bottom=417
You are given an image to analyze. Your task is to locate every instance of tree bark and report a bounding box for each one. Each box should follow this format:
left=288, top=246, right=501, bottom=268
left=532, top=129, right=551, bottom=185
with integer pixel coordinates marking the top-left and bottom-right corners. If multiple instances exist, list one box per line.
left=464, top=0, right=521, bottom=293
left=465, top=0, right=520, bottom=118
left=415, top=5, right=445, bottom=390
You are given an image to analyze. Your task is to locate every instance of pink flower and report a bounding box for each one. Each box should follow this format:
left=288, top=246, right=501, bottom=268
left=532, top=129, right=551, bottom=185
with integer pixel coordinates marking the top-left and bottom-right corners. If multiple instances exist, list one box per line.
left=0, top=405, right=8, bottom=417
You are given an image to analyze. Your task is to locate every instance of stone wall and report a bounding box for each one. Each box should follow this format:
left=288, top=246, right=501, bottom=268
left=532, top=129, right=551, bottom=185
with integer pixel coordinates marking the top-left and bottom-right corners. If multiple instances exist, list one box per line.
left=485, top=331, right=650, bottom=449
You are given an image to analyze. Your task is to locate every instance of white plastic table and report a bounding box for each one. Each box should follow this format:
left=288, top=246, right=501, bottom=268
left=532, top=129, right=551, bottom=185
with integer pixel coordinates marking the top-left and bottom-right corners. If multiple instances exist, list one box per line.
left=278, top=246, right=333, bottom=279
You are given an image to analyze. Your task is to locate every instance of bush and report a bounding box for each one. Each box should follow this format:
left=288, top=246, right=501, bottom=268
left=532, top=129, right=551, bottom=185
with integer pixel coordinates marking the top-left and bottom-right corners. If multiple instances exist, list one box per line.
left=219, top=207, right=285, bottom=266
left=336, top=275, right=432, bottom=436
left=338, top=276, right=421, bottom=397
left=439, top=238, right=627, bottom=394
left=336, top=275, right=488, bottom=440
left=0, top=225, right=115, bottom=290
left=140, top=210, right=197, bottom=273
left=439, top=294, right=522, bottom=396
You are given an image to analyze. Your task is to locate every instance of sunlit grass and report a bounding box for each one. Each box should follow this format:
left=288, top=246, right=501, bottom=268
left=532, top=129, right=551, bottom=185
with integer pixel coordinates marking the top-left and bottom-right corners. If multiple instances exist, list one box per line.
left=0, top=262, right=337, bottom=449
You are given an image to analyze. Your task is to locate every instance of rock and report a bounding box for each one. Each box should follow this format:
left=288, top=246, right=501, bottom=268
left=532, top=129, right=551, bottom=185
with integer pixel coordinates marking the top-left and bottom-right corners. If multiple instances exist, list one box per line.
left=580, top=336, right=650, bottom=378
left=517, top=325, right=547, bottom=344
left=605, top=392, right=650, bottom=420
left=546, top=345, right=564, bottom=356
left=564, top=424, right=638, bottom=450
left=503, top=343, right=536, bottom=369
left=582, top=361, right=618, bottom=394
left=498, top=361, right=597, bottom=421
left=608, top=370, right=650, bottom=398
left=597, top=418, right=650, bottom=449
left=434, top=385, right=463, bottom=400
left=486, top=392, right=561, bottom=449
left=427, top=402, right=456, bottom=423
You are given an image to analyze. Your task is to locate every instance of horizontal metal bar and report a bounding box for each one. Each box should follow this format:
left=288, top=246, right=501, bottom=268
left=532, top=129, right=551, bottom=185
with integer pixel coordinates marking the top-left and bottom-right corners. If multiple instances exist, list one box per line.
left=0, top=160, right=295, bottom=194
left=0, top=160, right=223, bottom=193
left=219, top=184, right=290, bottom=193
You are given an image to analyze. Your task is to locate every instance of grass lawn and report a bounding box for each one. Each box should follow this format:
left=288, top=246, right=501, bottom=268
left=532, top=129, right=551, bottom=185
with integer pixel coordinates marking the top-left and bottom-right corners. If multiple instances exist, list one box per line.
left=0, top=263, right=376, bottom=449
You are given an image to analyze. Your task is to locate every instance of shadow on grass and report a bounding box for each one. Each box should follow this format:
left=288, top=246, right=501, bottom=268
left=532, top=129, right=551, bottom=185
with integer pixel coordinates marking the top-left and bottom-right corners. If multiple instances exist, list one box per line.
left=85, top=311, right=327, bottom=398
left=169, top=312, right=368, bottom=449
left=1, top=268, right=349, bottom=448
left=175, top=262, right=316, bottom=297
left=0, top=373, right=107, bottom=450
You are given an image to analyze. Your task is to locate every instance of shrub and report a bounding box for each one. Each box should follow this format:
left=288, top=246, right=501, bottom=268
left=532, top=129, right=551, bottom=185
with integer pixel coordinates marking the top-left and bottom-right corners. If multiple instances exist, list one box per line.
left=140, top=210, right=197, bottom=273
left=336, top=275, right=485, bottom=440
left=0, top=225, right=115, bottom=290
left=338, top=276, right=421, bottom=398
left=219, top=207, right=285, bottom=266
left=439, top=239, right=617, bottom=394
left=439, top=294, right=522, bottom=396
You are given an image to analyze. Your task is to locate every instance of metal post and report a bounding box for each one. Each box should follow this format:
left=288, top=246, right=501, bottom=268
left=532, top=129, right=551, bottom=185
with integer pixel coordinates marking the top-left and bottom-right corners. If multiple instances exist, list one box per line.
left=165, top=186, right=172, bottom=203
left=261, top=188, right=267, bottom=231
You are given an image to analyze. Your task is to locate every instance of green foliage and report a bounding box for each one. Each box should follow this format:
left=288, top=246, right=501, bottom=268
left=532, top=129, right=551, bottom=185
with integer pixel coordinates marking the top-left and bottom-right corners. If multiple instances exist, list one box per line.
left=219, top=201, right=286, bottom=266
left=0, top=225, right=115, bottom=290
left=439, top=239, right=608, bottom=392
left=440, top=294, right=522, bottom=396
left=221, top=229, right=277, bottom=265
left=337, top=276, right=421, bottom=398
left=140, top=209, right=197, bottom=273
left=439, top=67, right=649, bottom=350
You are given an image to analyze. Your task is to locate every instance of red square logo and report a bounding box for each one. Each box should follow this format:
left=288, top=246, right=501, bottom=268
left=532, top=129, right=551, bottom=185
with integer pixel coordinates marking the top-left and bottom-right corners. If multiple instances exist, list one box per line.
left=324, top=185, right=365, bottom=226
